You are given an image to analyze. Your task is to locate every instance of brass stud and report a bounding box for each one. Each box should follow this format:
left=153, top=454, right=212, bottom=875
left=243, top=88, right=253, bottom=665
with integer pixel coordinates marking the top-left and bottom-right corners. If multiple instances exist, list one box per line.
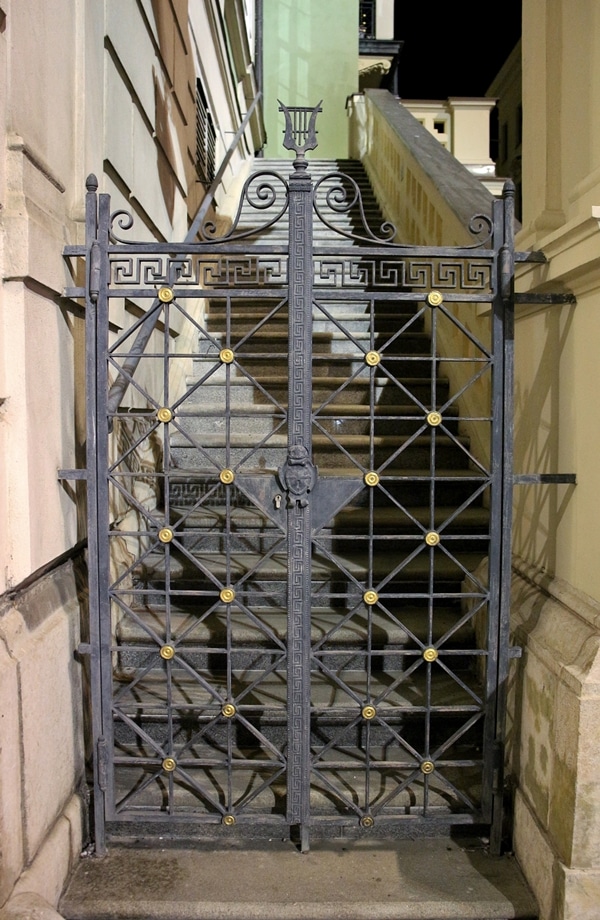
left=362, top=705, right=377, bottom=720
left=220, top=348, right=235, bottom=364
left=427, top=291, right=444, bottom=307
left=425, top=531, right=440, bottom=546
left=220, top=587, right=235, bottom=604
left=365, top=350, right=381, bottom=366
left=363, top=590, right=379, bottom=606
left=222, top=814, right=236, bottom=826
left=222, top=703, right=236, bottom=718
left=427, top=411, right=442, bottom=427
left=160, top=645, right=175, bottom=660
left=157, top=407, right=173, bottom=423
left=423, top=647, right=438, bottom=662
left=364, top=471, right=380, bottom=487
left=420, top=760, right=435, bottom=774
left=162, top=757, right=177, bottom=772
left=158, top=287, right=174, bottom=303
left=219, top=468, right=235, bottom=485
left=360, top=815, right=375, bottom=828
left=158, top=527, right=173, bottom=543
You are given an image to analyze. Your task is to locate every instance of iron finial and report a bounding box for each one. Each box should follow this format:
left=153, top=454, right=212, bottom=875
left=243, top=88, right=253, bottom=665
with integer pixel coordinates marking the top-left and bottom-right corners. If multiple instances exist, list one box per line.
left=278, top=100, right=322, bottom=166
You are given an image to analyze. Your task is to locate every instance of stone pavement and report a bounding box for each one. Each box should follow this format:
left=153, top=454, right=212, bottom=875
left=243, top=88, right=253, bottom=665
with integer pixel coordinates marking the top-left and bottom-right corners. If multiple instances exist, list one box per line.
left=59, top=836, right=538, bottom=920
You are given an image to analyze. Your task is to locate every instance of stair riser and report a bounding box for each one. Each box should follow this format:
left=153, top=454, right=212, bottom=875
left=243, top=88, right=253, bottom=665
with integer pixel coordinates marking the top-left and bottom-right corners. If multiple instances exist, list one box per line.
left=167, top=477, right=484, bottom=507
left=195, top=336, right=433, bottom=359
left=204, top=316, right=423, bottom=335
left=180, top=380, right=448, bottom=408
left=115, top=647, right=476, bottom=674
left=172, top=416, right=459, bottom=437
left=176, top=531, right=487, bottom=555
left=112, top=715, right=478, bottom=752
left=133, top=577, right=470, bottom=610
left=169, top=442, right=471, bottom=469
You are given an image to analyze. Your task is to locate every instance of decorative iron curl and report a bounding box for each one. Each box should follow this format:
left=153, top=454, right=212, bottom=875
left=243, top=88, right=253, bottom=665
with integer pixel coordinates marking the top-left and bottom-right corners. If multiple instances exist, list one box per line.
left=199, top=171, right=290, bottom=242
left=313, top=172, right=397, bottom=245
left=464, top=213, right=494, bottom=248
left=109, top=209, right=137, bottom=243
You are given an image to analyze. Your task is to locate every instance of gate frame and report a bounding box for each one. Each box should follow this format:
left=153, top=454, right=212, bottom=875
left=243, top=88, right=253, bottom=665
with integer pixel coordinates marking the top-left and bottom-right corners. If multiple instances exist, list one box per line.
left=62, top=116, right=576, bottom=857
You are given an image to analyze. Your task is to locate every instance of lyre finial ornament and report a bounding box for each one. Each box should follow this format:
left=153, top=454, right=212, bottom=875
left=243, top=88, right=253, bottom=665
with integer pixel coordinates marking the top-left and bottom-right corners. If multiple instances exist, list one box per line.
left=278, top=100, right=322, bottom=167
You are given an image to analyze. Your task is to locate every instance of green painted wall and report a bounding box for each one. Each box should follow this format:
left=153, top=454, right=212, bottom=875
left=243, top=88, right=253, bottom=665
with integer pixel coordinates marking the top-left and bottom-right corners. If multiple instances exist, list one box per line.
left=262, top=0, right=358, bottom=159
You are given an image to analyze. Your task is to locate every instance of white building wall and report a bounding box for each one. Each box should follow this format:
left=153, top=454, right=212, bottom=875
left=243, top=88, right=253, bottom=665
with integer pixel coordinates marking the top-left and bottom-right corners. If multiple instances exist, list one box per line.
left=0, top=1, right=260, bottom=911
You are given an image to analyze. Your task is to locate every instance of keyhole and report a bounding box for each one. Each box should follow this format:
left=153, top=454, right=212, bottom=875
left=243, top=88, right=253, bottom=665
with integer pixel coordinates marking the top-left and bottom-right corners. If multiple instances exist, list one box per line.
left=274, top=494, right=282, bottom=509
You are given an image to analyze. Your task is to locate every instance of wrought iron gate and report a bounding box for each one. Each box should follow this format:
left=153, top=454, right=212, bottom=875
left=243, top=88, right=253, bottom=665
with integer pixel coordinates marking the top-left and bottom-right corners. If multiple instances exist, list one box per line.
left=63, top=105, right=572, bottom=855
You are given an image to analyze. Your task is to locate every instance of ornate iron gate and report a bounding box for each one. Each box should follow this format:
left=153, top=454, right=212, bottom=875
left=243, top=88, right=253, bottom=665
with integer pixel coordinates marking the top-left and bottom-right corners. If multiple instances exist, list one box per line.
left=63, top=105, right=573, bottom=855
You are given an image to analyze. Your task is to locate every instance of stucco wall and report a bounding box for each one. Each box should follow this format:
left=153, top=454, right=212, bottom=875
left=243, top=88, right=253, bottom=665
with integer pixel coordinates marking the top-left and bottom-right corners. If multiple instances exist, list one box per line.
left=0, top=0, right=260, bottom=911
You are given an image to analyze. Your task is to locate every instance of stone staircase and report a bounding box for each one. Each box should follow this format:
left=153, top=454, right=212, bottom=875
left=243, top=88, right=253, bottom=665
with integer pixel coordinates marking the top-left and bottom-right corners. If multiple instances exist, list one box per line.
left=108, top=159, right=493, bottom=839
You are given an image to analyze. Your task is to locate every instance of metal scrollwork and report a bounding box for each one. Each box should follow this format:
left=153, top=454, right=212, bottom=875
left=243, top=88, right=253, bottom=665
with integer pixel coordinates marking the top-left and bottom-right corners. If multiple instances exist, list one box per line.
left=278, top=445, right=317, bottom=508
left=313, top=172, right=397, bottom=244
left=109, top=208, right=136, bottom=243
left=465, top=213, right=494, bottom=248
left=199, top=171, right=290, bottom=242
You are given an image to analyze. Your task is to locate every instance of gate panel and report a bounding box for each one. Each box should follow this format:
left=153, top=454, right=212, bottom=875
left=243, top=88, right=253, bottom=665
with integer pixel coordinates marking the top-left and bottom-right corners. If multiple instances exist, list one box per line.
left=306, top=247, right=497, bottom=830
left=73, top=129, right=523, bottom=853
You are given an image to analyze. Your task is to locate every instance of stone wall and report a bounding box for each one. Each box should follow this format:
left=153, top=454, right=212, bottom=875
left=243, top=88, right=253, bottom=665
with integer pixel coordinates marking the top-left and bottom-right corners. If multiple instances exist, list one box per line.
left=0, top=557, right=85, bottom=911
left=349, top=77, right=600, bottom=920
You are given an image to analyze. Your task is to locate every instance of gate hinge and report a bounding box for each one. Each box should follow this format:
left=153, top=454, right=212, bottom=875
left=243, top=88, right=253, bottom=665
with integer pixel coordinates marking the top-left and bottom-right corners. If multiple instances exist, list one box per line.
left=96, top=738, right=109, bottom=792
left=492, top=740, right=504, bottom=795
left=509, top=646, right=522, bottom=659
left=89, top=240, right=100, bottom=303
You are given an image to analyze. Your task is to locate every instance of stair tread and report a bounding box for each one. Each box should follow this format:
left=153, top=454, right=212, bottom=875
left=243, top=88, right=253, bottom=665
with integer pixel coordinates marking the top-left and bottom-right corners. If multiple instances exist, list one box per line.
left=169, top=504, right=487, bottom=528
left=135, top=549, right=486, bottom=583
left=174, top=404, right=459, bottom=417
left=111, top=667, right=483, bottom=713
left=59, top=837, right=539, bottom=920
left=116, top=604, right=474, bottom=647
left=167, top=466, right=487, bottom=479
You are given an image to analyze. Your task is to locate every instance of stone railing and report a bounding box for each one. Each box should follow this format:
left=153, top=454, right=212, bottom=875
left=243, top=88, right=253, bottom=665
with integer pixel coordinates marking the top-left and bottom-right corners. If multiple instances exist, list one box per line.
left=348, top=89, right=497, bottom=469
left=348, top=89, right=495, bottom=247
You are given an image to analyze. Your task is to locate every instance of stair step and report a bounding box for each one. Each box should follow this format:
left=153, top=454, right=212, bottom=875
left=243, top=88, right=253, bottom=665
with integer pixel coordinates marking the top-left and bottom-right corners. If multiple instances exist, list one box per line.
left=133, top=548, right=486, bottom=594
left=166, top=467, right=488, bottom=507
left=174, top=404, right=458, bottom=418
left=59, top=837, right=539, bottom=920
left=110, top=668, right=482, bottom=715
left=169, top=433, right=472, bottom=469
left=169, top=504, right=487, bottom=532
left=116, top=603, right=474, bottom=648
left=181, top=374, right=450, bottom=405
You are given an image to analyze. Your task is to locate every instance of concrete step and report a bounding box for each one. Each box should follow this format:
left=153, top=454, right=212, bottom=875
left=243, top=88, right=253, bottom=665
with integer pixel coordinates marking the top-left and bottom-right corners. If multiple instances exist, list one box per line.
left=59, top=837, right=538, bottom=920
left=166, top=468, right=489, bottom=507
left=169, top=432, right=473, bottom=469
left=132, top=548, right=487, bottom=604
left=180, top=373, right=450, bottom=406
left=194, top=354, right=442, bottom=380
left=109, top=666, right=482, bottom=714
left=169, top=503, right=488, bottom=534
left=115, top=602, right=474, bottom=649
left=196, top=331, right=432, bottom=357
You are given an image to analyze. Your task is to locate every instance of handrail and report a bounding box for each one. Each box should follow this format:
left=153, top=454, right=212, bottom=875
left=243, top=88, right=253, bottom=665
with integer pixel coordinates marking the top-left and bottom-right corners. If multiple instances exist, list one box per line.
left=106, top=91, right=263, bottom=418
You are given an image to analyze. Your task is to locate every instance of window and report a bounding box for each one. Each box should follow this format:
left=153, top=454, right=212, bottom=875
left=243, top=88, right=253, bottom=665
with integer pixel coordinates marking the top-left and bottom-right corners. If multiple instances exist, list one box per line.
left=359, top=0, right=376, bottom=39
left=196, top=80, right=216, bottom=185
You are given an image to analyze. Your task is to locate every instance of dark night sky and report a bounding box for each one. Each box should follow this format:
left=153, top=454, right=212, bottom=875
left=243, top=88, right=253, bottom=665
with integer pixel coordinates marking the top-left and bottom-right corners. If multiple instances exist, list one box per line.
left=393, top=2, right=522, bottom=99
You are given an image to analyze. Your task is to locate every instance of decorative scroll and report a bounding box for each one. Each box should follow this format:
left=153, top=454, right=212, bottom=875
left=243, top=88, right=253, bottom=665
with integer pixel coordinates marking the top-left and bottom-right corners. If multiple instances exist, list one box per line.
left=109, top=255, right=288, bottom=289
left=313, top=172, right=397, bottom=244
left=199, top=171, right=290, bottom=242
left=313, top=256, right=493, bottom=292
left=110, top=175, right=290, bottom=246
